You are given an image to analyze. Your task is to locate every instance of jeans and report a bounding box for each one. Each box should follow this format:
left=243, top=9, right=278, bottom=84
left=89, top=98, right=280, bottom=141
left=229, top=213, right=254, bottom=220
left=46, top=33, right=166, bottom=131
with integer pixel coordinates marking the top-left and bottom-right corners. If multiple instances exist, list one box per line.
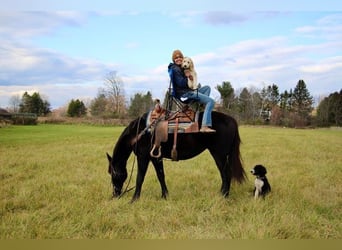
left=181, top=86, right=215, bottom=127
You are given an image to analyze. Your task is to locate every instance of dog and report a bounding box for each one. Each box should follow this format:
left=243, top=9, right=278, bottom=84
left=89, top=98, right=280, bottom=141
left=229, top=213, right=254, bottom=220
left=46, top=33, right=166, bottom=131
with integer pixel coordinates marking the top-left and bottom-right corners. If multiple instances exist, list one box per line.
left=181, top=56, right=198, bottom=90
left=250, top=164, right=271, bottom=199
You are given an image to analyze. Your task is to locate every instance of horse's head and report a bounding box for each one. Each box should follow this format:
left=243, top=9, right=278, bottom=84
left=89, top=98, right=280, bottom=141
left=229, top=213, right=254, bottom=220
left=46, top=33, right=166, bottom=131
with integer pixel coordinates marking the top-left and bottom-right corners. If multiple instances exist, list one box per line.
left=106, top=153, right=127, bottom=198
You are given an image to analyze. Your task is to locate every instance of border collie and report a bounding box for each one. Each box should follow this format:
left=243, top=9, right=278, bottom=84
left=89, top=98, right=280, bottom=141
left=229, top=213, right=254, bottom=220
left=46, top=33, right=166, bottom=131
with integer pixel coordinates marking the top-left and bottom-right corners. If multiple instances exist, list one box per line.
left=250, top=164, right=271, bottom=199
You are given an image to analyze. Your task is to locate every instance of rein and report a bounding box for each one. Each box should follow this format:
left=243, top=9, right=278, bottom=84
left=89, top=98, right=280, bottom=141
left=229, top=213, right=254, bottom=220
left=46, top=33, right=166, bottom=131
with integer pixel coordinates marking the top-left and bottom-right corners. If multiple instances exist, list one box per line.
left=111, top=110, right=182, bottom=199
left=116, top=115, right=143, bottom=199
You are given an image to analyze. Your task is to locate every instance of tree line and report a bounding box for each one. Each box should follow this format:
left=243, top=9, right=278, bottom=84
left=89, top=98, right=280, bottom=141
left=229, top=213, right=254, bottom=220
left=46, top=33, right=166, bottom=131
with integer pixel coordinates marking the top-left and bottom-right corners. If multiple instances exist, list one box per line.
left=216, top=80, right=341, bottom=127
left=6, top=71, right=341, bottom=127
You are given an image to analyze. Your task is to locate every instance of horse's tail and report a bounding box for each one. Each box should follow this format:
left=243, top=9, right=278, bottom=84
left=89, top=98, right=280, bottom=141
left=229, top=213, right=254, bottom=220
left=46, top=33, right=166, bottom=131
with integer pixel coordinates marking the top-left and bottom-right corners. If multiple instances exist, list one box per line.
left=229, top=123, right=246, bottom=183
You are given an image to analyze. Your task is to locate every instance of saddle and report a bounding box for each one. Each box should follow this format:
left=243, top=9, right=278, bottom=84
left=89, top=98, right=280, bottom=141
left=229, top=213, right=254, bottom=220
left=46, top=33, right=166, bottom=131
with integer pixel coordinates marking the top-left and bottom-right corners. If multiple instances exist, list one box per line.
left=148, top=102, right=199, bottom=161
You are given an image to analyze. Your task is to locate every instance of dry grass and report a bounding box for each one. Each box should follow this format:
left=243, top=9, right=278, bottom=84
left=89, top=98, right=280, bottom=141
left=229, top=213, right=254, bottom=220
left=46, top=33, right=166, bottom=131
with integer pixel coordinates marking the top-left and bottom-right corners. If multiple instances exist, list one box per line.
left=0, top=124, right=341, bottom=239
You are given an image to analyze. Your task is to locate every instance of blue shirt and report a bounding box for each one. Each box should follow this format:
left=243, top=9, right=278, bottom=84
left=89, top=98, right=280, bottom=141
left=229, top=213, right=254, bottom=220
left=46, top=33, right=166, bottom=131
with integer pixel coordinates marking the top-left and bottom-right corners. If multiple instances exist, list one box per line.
left=168, top=63, right=191, bottom=98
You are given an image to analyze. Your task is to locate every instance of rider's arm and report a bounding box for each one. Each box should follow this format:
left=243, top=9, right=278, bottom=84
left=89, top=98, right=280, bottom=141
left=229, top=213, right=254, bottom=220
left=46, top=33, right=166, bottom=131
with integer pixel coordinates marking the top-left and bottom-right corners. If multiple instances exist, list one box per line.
left=172, top=66, right=188, bottom=89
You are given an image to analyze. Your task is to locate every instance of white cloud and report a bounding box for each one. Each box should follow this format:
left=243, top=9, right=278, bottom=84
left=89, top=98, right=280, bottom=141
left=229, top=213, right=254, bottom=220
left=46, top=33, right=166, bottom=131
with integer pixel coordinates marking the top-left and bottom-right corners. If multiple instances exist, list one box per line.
left=0, top=11, right=87, bottom=39
left=203, top=11, right=248, bottom=25
left=295, top=13, right=342, bottom=40
left=299, top=56, right=342, bottom=73
left=0, top=41, right=117, bottom=86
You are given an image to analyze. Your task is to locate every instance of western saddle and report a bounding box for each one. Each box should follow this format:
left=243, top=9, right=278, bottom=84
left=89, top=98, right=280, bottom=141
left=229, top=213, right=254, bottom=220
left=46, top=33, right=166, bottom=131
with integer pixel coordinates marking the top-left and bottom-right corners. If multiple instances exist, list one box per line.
left=148, top=69, right=200, bottom=161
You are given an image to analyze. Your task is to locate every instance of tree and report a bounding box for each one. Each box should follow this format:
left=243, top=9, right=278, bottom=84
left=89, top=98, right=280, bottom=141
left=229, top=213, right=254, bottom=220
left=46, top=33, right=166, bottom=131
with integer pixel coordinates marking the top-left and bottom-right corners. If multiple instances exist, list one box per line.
left=260, top=84, right=280, bottom=112
left=292, top=80, right=313, bottom=125
left=316, top=90, right=342, bottom=126
left=8, top=94, right=21, bottom=113
left=90, top=90, right=108, bottom=117
left=280, top=90, right=292, bottom=111
left=258, top=84, right=279, bottom=122
left=67, top=99, right=87, bottom=117
left=216, top=81, right=235, bottom=110
left=238, top=88, right=254, bottom=122
left=316, top=96, right=330, bottom=126
left=251, top=90, right=262, bottom=121
left=328, top=90, right=342, bottom=126
left=19, top=92, right=51, bottom=116
left=104, top=71, right=126, bottom=116
left=128, top=92, right=153, bottom=118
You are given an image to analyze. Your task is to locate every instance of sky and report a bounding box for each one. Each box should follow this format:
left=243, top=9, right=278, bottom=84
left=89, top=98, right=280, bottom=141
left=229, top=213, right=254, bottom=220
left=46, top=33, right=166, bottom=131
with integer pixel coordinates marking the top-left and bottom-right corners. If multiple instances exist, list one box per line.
left=1, top=1, right=342, bottom=109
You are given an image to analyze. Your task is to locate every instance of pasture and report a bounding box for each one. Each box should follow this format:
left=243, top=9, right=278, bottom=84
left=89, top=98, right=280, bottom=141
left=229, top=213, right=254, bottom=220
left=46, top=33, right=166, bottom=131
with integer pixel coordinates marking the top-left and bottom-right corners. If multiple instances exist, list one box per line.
left=0, top=124, right=341, bottom=239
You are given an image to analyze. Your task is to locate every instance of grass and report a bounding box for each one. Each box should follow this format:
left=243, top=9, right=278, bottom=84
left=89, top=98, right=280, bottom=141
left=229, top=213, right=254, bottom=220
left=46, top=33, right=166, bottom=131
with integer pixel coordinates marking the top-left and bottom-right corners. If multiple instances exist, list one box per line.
left=0, top=124, right=341, bottom=239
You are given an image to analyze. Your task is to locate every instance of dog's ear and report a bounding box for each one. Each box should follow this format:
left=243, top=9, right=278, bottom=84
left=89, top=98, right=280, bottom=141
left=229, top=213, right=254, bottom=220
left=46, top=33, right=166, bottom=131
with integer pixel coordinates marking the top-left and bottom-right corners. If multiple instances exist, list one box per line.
left=255, top=164, right=267, bottom=175
left=260, top=165, right=267, bottom=175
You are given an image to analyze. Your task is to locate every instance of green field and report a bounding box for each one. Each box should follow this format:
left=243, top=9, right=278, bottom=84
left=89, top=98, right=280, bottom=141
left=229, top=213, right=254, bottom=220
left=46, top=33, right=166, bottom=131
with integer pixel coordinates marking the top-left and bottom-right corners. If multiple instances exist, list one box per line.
left=0, top=124, right=341, bottom=239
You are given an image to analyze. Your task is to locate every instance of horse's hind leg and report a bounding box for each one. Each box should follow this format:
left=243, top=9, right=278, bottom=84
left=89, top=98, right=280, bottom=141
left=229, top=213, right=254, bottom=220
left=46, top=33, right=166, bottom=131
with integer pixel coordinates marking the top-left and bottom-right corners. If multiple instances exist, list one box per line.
left=152, top=158, right=169, bottom=199
left=218, top=163, right=231, bottom=197
left=210, top=152, right=231, bottom=197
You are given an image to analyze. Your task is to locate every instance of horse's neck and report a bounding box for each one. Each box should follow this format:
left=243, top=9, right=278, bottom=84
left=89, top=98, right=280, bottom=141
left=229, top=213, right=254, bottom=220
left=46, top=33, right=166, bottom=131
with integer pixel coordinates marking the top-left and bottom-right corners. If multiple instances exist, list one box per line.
left=112, top=115, right=146, bottom=168
left=113, top=136, right=132, bottom=165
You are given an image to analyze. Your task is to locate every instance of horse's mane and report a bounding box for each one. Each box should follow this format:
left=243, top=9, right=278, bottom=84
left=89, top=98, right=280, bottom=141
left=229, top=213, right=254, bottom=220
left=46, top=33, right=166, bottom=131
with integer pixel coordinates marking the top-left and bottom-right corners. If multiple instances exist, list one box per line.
left=112, top=112, right=149, bottom=161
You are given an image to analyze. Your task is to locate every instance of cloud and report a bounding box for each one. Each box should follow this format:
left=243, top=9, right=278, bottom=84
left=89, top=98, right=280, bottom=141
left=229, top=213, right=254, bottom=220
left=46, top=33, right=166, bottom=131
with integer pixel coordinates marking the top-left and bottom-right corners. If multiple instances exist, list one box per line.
left=295, top=13, right=342, bottom=40
left=299, top=56, right=342, bottom=74
left=0, top=41, right=117, bottom=86
left=168, top=11, right=250, bottom=28
left=188, top=32, right=342, bottom=97
left=0, top=11, right=87, bottom=39
left=203, top=11, right=248, bottom=25
left=1, top=11, right=341, bottom=110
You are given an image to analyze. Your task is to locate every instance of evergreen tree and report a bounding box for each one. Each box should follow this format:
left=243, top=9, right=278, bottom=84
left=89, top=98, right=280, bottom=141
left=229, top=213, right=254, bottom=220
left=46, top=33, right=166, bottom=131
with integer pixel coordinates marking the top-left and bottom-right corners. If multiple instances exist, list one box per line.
left=316, top=90, right=342, bottom=126
left=19, top=91, right=51, bottom=116
left=90, top=93, right=108, bottom=116
left=128, top=92, right=153, bottom=118
left=238, top=88, right=253, bottom=121
left=328, top=90, right=342, bottom=126
left=259, top=84, right=279, bottom=122
left=292, top=80, right=313, bottom=123
left=260, top=84, right=280, bottom=111
left=67, top=99, right=87, bottom=117
left=280, top=90, right=291, bottom=111
left=216, top=81, right=235, bottom=110
left=316, top=97, right=330, bottom=126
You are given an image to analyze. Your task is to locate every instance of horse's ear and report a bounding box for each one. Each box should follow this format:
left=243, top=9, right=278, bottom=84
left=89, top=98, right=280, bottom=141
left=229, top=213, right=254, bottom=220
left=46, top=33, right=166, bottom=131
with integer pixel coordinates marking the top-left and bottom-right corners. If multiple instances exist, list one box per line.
left=106, top=153, right=112, bottom=162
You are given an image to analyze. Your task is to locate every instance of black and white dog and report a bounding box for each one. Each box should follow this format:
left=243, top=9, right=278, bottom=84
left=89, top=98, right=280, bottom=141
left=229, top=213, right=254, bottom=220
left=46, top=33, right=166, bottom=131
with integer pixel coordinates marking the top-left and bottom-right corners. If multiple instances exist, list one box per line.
left=250, top=164, right=271, bottom=199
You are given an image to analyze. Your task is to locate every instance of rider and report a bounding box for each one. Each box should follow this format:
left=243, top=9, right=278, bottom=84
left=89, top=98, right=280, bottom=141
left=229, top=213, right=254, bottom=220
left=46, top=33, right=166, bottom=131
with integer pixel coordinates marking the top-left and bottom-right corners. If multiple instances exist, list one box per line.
left=168, top=49, right=216, bottom=133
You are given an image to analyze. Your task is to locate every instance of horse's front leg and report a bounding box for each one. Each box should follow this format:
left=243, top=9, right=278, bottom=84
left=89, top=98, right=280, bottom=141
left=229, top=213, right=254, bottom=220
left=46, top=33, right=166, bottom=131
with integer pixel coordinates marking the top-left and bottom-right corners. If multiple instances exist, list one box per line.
left=151, top=158, right=169, bottom=199
left=131, top=156, right=150, bottom=202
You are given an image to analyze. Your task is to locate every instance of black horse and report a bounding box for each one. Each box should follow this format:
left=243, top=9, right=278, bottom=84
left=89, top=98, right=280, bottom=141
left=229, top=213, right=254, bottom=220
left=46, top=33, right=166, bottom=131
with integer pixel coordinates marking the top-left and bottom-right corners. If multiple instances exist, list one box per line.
left=106, top=111, right=246, bottom=202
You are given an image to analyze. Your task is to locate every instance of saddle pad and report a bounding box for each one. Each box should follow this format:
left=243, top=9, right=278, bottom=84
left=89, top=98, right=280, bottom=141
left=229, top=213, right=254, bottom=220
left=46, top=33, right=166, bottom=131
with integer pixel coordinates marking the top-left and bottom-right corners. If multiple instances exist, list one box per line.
left=168, top=121, right=199, bottom=133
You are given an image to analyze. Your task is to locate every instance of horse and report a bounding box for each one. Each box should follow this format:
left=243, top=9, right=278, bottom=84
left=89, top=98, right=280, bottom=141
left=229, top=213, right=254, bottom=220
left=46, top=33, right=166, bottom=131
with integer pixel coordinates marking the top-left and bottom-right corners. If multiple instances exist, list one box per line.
left=106, top=111, right=246, bottom=202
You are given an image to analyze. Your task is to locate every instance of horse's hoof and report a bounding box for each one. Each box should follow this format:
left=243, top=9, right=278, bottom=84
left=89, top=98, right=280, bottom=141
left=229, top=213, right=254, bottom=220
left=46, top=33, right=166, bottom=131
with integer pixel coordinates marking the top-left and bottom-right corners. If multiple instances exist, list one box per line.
left=161, top=191, right=169, bottom=200
left=130, top=196, right=140, bottom=204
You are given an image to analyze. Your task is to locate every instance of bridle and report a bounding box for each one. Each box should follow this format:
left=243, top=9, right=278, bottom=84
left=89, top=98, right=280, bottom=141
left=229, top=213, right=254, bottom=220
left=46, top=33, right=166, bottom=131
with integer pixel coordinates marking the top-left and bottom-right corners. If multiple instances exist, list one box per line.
left=110, top=115, right=144, bottom=199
